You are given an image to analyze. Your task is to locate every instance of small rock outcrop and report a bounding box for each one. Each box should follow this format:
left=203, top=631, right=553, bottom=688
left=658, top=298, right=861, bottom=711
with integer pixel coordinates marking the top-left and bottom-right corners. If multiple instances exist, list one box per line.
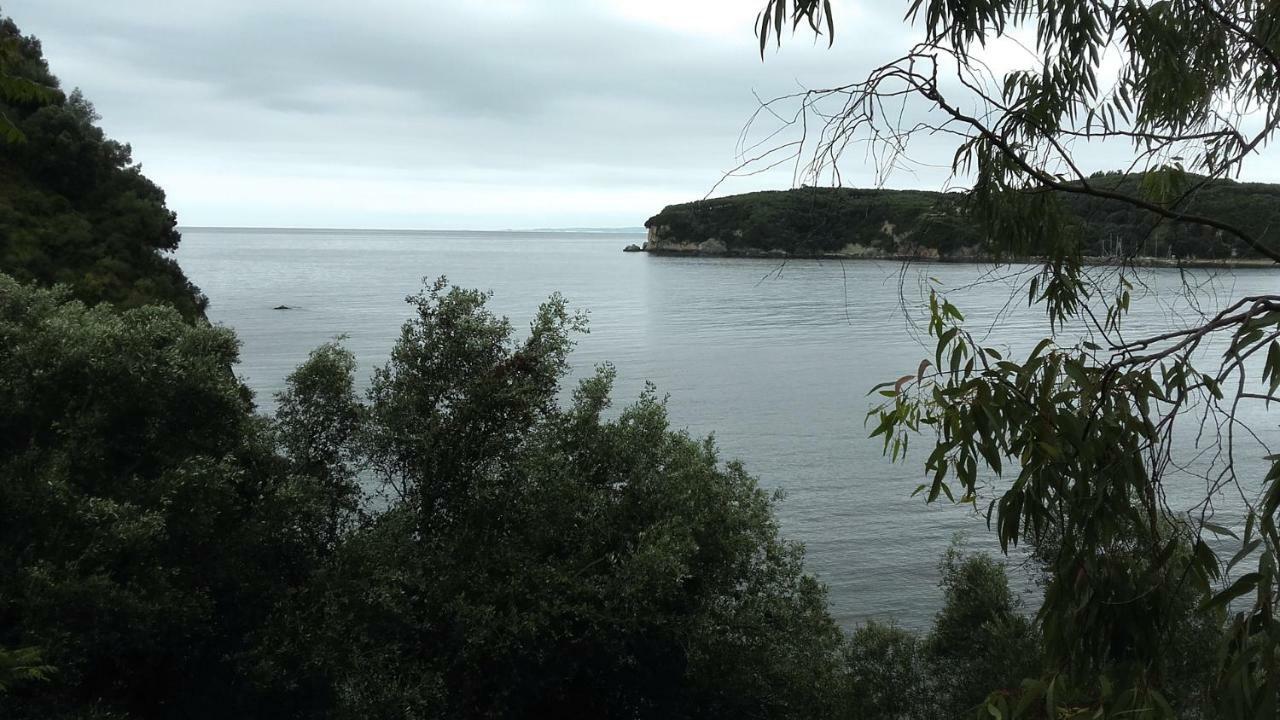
left=697, top=238, right=728, bottom=254
left=273, top=305, right=293, bottom=310
left=623, top=244, right=642, bottom=252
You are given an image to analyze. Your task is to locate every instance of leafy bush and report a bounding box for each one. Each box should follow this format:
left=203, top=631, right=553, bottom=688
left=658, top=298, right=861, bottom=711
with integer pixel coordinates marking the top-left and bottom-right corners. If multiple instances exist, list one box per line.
left=274, top=278, right=849, bottom=720
left=837, top=541, right=1042, bottom=720
left=844, top=622, right=928, bottom=720
left=1026, top=518, right=1224, bottom=717
left=0, top=274, right=849, bottom=720
left=0, top=275, right=319, bottom=719
left=926, top=542, right=1041, bottom=717
left=0, top=646, right=53, bottom=694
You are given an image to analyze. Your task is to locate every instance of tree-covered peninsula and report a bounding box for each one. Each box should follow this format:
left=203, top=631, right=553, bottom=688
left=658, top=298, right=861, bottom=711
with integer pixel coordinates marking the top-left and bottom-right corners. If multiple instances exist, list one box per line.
left=645, top=174, right=1280, bottom=262
left=0, top=17, right=206, bottom=320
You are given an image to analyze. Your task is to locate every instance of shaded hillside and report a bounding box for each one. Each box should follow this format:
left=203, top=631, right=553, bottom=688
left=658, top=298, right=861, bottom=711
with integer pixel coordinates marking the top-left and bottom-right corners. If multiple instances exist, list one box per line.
left=1059, top=172, right=1280, bottom=259
left=0, top=16, right=206, bottom=319
left=645, top=176, right=1280, bottom=261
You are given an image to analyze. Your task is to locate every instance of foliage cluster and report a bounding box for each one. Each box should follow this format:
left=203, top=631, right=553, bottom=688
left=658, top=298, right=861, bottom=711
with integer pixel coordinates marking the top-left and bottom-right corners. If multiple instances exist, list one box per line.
left=0, top=17, right=206, bottom=320
left=0, top=274, right=857, bottom=720
left=845, top=545, right=1043, bottom=720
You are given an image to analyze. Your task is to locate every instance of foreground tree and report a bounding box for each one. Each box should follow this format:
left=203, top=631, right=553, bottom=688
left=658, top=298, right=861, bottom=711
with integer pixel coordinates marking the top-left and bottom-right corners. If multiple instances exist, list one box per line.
left=755, top=1, right=1280, bottom=717
left=0, top=273, right=850, bottom=719
left=275, top=279, right=848, bottom=720
left=843, top=541, right=1041, bottom=720
left=0, top=275, right=326, bottom=719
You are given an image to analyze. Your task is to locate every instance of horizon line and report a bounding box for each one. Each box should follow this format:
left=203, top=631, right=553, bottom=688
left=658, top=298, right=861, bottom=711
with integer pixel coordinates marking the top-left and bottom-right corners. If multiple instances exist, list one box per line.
left=179, top=224, right=649, bottom=234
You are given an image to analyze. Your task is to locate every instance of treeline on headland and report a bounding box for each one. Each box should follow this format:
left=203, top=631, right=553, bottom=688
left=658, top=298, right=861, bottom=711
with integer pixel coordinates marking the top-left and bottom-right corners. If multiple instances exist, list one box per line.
left=644, top=175, right=1280, bottom=262
left=0, top=17, right=206, bottom=320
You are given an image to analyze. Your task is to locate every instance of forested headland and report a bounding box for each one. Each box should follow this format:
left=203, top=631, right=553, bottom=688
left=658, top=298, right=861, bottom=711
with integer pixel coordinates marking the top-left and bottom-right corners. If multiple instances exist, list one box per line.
left=644, top=176, right=1280, bottom=263
left=0, top=16, right=205, bottom=320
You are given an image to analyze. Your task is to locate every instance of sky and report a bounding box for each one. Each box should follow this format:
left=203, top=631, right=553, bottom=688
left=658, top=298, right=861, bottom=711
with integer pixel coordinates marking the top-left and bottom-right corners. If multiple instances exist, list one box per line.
left=6, top=1, right=1279, bottom=230
left=1, top=0, right=932, bottom=229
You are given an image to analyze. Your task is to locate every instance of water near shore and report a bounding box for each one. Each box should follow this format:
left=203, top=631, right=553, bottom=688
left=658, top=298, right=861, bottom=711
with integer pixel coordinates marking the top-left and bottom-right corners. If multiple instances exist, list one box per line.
left=177, top=227, right=1277, bottom=629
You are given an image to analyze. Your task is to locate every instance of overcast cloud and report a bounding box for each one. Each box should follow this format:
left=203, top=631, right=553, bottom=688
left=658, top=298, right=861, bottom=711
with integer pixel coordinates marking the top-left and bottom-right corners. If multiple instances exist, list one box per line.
left=7, top=1, right=1279, bottom=229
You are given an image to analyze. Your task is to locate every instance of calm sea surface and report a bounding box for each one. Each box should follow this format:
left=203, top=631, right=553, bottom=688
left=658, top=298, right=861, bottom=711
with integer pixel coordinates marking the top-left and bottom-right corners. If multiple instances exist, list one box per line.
left=177, top=227, right=1278, bottom=629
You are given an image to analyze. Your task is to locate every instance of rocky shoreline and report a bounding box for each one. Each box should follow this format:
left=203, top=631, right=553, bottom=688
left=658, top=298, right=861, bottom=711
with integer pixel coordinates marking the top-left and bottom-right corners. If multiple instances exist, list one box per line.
left=628, top=239, right=1275, bottom=269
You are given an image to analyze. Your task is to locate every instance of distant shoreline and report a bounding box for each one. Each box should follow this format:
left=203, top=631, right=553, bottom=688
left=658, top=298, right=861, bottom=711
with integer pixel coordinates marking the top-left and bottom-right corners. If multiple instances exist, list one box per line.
left=639, top=247, right=1277, bottom=269
left=180, top=226, right=648, bottom=235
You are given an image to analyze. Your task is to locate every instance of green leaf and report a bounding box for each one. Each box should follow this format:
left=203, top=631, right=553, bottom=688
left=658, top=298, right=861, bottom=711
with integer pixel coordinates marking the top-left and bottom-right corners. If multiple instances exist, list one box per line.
left=1202, top=520, right=1239, bottom=540
left=1266, top=341, right=1280, bottom=395
left=1150, top=688, right=1173, bottom=717
left=1203, top=573, right=1261, bottom=611
left=1036, top=441, right=1062, bottom=460
left=1027, top=337, right=1054, bottom=363
left=1227, top=539, right=1262, bottom=574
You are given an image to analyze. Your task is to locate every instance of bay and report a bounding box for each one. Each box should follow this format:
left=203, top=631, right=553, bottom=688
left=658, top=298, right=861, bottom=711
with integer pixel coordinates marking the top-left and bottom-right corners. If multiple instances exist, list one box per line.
left=176, top=227, right=1278, bottom=629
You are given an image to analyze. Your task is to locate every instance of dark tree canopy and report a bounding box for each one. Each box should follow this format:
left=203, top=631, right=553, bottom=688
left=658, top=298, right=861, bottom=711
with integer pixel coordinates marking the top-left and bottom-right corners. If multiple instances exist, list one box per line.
left=0, top=15, right=206, bottom=320
left=270, top=279, right=850, bottom=720
left=0, top=275, right=309, bottom=719
left=0, top=275, right=854, bottom=720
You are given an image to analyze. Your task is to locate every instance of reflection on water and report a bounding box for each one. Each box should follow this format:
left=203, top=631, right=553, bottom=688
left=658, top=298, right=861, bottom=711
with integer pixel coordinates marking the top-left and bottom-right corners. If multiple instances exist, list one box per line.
left=177, top=227, right=1278, bottom=628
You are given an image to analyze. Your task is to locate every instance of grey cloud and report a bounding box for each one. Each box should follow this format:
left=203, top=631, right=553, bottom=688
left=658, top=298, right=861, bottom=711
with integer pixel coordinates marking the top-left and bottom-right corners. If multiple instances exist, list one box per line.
left=2, top=0, right=929, bottom=226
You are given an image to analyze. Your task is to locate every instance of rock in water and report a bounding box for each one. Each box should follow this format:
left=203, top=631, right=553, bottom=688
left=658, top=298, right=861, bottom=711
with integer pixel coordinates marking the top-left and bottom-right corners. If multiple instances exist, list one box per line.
left=273, top=305, right=292, bottom=310
left=622, top=244, right=642, bottom=252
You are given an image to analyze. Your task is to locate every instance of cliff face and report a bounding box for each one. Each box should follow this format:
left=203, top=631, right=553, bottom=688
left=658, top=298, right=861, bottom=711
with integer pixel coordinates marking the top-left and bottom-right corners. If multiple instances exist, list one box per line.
left=643, top=213, right=948, bottom=258
left=643, top=226, right=733, bottom=255
left=644, top=180, right=1280, bottom=261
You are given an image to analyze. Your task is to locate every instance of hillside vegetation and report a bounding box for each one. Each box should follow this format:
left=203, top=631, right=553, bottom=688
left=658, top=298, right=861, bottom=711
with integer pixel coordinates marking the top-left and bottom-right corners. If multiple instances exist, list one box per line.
left=645, top=175, right=1280, bottom=261
left=0, top=18, right=205, bottom=319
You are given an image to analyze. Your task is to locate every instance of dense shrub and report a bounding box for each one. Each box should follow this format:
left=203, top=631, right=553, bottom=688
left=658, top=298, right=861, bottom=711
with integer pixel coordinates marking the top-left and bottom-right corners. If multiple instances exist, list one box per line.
left=0, top=275, right=849, bottom=720
left=0, top=275, right=312, bottom=719
left=841, top=541, right=1041, bottom=720
left=269, top=279, right=849, bottom=720
left=844, top=622, right=928, bottom=720
left=926, top=543, right=1041, bottom=717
